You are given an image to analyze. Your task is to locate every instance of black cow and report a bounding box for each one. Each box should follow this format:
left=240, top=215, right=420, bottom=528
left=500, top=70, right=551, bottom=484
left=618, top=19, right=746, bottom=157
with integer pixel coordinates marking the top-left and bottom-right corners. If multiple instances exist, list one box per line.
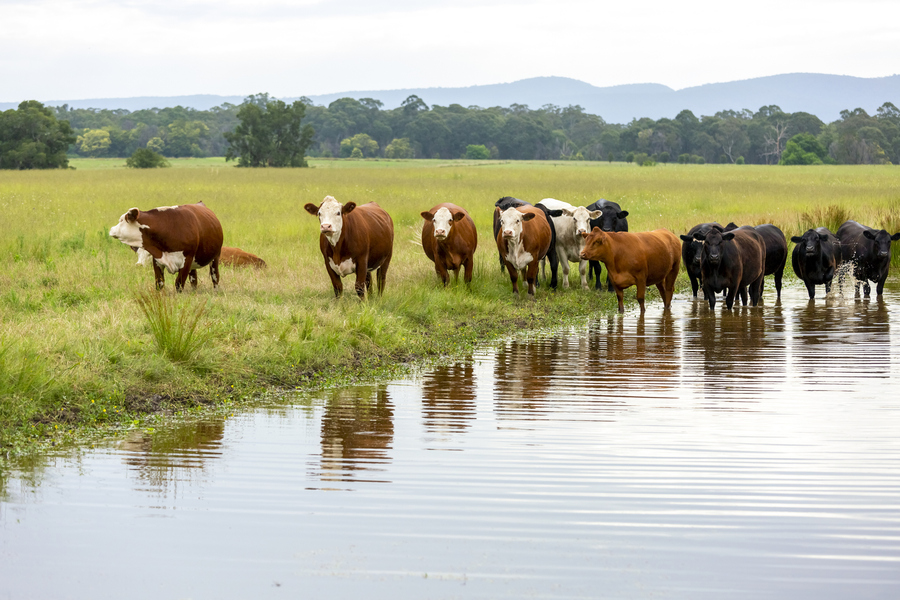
left=585, top=199, right=629, bottom=291
left=752, top=224, right=788, bottom=298
left=494, top=196, right=561, bottom=289
left=791, top=227, right=842, bottom=299
left=680, top=222, right=724, bottom=297
left=836, top=220, right=900, bottom=296
left=695, top=227, right=765, bottom=310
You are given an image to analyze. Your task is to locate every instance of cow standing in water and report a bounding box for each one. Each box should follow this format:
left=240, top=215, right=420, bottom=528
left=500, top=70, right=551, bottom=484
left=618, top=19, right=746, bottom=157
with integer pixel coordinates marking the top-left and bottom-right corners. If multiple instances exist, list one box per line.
left=694, top=227, right=765, bottom=310
left=584, top=199, right=629, bottom=291
left=579, top=228, right=680, bottom=314
left=420, top=203, right=477, bottom=285
left=305, top=196, right=394, bottom=298
left=836, top=220, right=900, bottom=297
left=495, top=206, right=552, bottom=298
left=791, top=227, right=842, bottom=299
left=680, top=222, right=725, bottom=298
left=109, top=202, right=223, bottom=291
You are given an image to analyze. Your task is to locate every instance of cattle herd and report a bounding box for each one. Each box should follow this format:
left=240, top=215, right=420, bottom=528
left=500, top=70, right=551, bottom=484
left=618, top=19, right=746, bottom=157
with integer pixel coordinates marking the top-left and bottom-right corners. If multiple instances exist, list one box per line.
left=108, top=196, right=900, bottom=312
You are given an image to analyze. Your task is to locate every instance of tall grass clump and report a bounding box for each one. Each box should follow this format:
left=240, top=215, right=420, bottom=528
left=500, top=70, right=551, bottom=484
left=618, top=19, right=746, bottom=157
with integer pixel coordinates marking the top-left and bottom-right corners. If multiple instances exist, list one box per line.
left=877, top=201, right=900, bottom=268
left=798, top=204, right=852, bottom=235
left=134, top=292, right=210, bottom=364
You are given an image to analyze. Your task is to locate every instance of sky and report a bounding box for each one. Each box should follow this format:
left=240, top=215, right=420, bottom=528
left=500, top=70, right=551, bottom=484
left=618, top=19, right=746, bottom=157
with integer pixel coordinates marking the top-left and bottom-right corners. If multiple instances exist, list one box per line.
left=2, top=0, right=899, bottom=102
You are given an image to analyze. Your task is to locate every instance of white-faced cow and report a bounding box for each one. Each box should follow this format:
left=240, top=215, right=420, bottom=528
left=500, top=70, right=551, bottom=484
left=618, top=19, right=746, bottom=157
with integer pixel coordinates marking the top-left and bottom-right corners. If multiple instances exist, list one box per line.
left=495, top=205, right=553, bottom=297
left=420, top=203, right=478, bottom=285
left=694, top=227, right=765, bottom=310
left=304, top=196, right=394, bottom=298
left=836, top=220, right=900, bottom=297
left=791, top=227, right=842, bottom=299
left=109, top=202, right=223, bottom=291
left=585, top=199, right=629, bottom=291
left=493, top=196, right=561, bottom=288
left=535, top=198, right=601, bottom=289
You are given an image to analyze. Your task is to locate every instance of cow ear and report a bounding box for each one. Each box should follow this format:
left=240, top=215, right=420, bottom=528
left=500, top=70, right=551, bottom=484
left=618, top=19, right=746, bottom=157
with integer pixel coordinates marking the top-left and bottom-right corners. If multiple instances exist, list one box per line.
left=304, top=203, right=319, bottom=216
left=494, top=207, right=501, bottom=218
left=818, top=233, right=829, bottom=241
left=342, top=202, right=357, bottom=215
left=892, top=232, right=900, bottom=241
left=522, top=212, right=536, bottom=221
left=863, top=230, right=876, bottom=240
left=452, top=211, right=465, bottom=221
left=126, top=208, right=139, bottom=222
left=561, top=208, right=574, bottom=216
left=592, top=226, right=601, bottom=233
left=680, top=234, right=694, bottom=242
left=694, top=232, right=706, bottom=241
left=548, top=209, right=563, bottom=218
left=420, top=211, right=434, bottom=221
left=790, top=236, right=803, bottom=243
left=722, top=232, right=736, bottom=241
left=712, top=225, right=724, bottom=232
left=589, top=210, right=602, bottom=219
left=581, top=231, right=590, bottom=239
left=725, top=222, right=738, bottom=231
left=617, top=211, right=629, bottom=219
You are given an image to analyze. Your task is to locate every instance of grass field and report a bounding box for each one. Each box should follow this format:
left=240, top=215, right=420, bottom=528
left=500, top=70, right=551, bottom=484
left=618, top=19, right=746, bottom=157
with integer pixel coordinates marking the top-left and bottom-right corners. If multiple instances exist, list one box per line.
left=1, top=159, right=899, bottom=456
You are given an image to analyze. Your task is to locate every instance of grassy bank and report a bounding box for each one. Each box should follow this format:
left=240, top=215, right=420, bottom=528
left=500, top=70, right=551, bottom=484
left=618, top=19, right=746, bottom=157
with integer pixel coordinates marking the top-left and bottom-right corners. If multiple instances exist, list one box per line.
left=1, top=160, right=898, bottom=457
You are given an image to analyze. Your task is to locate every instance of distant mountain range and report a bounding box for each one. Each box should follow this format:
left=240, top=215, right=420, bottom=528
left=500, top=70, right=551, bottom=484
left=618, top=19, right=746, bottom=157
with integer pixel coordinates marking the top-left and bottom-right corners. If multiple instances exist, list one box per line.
left=4, top=73, right=899, bottom=123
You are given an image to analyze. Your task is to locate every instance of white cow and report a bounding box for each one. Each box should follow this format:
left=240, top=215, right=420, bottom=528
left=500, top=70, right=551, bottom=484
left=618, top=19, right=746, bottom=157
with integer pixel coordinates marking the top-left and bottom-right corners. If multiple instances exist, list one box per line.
left=536, top=198, right=601, bottom=289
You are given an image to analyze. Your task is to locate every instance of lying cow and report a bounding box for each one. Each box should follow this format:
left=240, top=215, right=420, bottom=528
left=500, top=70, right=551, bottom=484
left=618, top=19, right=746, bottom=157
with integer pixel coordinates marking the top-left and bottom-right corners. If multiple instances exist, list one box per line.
left=219, top=247, right=267, bottom=269
left=535, top=198, right=600, bottom=289
left=495, top=205, right=552, bottom=297
left=109, top=201, right=223, bottom=291
left=579, top=228, right=680, bottom=314
left=694, top=227, right=765, bottom=310
left=493, top=196, right=561, bottom=288
left=304, top=195, right=394, bottom=298
left=585, top=199, right=629, bottom=291
left=420, top=203, right=477, bottom=285
left=680, top=222, right=724, bottom=297
left=791, top=227, right=842, bottom=299
left=836, top=220, right=900, bottom=296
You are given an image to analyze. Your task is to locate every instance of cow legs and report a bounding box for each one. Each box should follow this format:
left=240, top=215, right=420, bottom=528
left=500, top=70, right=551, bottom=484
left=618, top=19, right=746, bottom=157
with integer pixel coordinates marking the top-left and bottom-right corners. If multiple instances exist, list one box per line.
left=806, top=281, right=817, bottom=299
left=463, top=255, right=474, bottom=285
left=689, top=274, right=700, bottom=297
left=376, top=255, right=391, bottom=296
left=174, top=255, right=196, bottom=292
left=724, top=286, right=738, bottom=310
left=152, top=262, right=166, bottom=290
left=635, top=281, right=647, bottom=314
left=705, top=284, right=717, bottom=310
left=876, top=277, right=886, bottom=296
left=590, top=260, right=604, bottom=290
left=863, top=281, right=871, bottom=297
left=325, top=258, right=343, bottom=298
left=614, top=286, right=626, bottom=313
left=435, top=261, right=450, bottom=286
left=188, top=269, right=198, bottom=289
left=546, top=244, right=559, bottom=290
left=559, top=255, right=570, bottom=289
left=210, top=256, right=220, bottom=289
left=579, top=259, right=589, bottom=290
left=774, top=266, right=783, bottom=298
left=505, top=262, right=520, bottom=295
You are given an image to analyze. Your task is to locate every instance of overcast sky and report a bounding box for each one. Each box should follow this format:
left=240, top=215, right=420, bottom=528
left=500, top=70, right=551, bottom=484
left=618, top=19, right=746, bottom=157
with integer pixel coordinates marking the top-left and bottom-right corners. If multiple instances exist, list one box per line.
left=2, top=0, right=898, bottom=102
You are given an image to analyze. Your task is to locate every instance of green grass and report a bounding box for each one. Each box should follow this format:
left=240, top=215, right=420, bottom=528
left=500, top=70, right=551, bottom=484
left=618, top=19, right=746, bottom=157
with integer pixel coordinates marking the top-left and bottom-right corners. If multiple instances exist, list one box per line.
left=1, top=159, right=899, bottom=458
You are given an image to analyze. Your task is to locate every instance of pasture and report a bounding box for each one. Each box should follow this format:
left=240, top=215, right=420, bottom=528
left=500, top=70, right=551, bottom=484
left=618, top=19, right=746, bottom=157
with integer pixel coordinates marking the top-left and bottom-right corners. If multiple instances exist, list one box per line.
left=1, top=160, right=898, bottom=453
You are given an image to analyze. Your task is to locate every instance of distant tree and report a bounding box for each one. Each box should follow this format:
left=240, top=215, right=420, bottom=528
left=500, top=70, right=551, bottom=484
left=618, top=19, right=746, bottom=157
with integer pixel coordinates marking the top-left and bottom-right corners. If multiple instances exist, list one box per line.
left=465, top=144, right=490, bottom=159
left=224, top=94, right=314, bottom=167
left=779, top=133, right=828, bottom=165
left=146, top=137, right=165, bottom=153
left=339, top=133, right=379, bottom=158
left=0, top=100, right=76, bottom=169
left=350, top=147, right=363, bottom=159
left=658, top=151, right=670, bottom=163
left=126, top=148, right=170, bottom=168
left=384, top=138, right=414, bottom=158
left=607, top=151, right=614, bottom=163
left=77, top=128, right=112, bottom=157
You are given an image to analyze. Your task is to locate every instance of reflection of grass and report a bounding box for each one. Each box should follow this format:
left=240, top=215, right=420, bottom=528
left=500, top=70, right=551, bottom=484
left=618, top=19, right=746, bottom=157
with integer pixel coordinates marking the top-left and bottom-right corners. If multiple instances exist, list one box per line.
left=134, top=292, right=209, bottom=364
left=3, top=161, right=900, bottom=456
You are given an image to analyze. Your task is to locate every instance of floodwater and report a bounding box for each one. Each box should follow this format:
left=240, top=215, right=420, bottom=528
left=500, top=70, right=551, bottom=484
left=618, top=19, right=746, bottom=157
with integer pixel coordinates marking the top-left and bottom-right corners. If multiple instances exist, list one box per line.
left=3, top=284, right=900, bottom=599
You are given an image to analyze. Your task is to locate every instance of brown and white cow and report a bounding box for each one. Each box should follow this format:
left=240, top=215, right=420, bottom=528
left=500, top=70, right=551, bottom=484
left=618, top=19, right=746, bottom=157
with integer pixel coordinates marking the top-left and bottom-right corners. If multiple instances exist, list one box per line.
left=579, top=228, right=681, bottom=314
left=304, top=195, right=394, bottom=298
left=109, top=201, right=223, bottom=291
left=495, top=205, right=552, bottom=297
left=219, top=247, right=267, bottom=269
left=420, top=203, right=478, bottom=285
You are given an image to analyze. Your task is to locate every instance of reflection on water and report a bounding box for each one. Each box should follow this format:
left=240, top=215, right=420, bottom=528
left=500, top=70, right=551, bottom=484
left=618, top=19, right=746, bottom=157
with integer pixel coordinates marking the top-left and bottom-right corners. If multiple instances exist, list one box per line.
left=3, top=284, right=900, bottom=599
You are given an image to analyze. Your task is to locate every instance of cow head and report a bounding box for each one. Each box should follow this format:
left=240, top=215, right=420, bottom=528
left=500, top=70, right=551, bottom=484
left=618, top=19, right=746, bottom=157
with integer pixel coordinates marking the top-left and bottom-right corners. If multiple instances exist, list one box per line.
left=421, top=206, right=464, bottom=240
left=791, top=229, right=830, bottom=257
left=862, top=228, right=900, bottom=259
left=593, top=205, right=628, bottom=232
left=498, top=206, right=535, bottom=241
left=109, top=207, right=147, bottom=248
left=579, top=227, right=609, bottom=261
left=681, top=224, right=724, bottom=267
left=305, top=196, right=355, bottom=246
left=695, top=229, right=734, bottom=266
left=562, top=206, right=601, bottom=237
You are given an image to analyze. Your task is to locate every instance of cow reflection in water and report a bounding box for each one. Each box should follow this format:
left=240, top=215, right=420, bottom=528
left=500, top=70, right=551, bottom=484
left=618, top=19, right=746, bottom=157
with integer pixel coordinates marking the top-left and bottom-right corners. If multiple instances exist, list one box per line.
left=793, top=295, right=890, bottom=381
left=422, top=363, right=476, bottom=433
left=317, top=386, right=393, bottom=483
left=120, top=420, right=224, bottom=496
left=586, top=313, right=679, bottom=393
left=493, top=337, right=564, bottom=419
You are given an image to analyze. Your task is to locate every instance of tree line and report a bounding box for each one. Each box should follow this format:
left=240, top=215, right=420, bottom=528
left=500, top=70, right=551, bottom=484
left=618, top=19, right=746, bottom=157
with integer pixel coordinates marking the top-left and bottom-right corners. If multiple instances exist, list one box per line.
left=1, top=93, right=899, bottom=168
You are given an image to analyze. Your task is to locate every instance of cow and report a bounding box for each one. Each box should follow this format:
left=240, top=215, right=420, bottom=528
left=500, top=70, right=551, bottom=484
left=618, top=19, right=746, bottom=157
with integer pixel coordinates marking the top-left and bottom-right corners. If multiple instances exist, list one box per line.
left=219, top=247, right=267, bottom=269
left=680, top=222, right=725, bottom=297
left=420, top=203, right=478, bottom=285
left=304, top=195, right=394, bottom=298
left=585, top=199, right=629, bottom=291
left=495, top=205, right=553, bottom=297
left=791, top=227, right=842, bottom=299
left=535, top=198, right=601, bottom=289
left=109, top=201, right=223, bottom=291
left=694, top=227, right=765, bottom=310
left=578, top=228, right=680, bottom=314
left=493, top=196, right=561, bottom=288
left=836, top=220, right=900, bottom=297
left=751, top=224, right=788, bottom=298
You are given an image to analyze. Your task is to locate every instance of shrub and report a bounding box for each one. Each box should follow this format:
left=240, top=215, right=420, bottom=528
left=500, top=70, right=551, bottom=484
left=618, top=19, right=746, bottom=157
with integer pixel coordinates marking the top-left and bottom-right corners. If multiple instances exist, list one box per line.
left=126, top=148, right=170, bottom=169
left=678, top=153, right=691, bottom=164
left=465, top=144, right=491, bottom=160
left=134, top=292, right=210, bottom=363
left=736, top=156, right=745, bottom=165
left=626, top=152, right=635, bottom=163
left=658, top=152, right=670, bottom=164
left=350, top=147, right=363, bottom=159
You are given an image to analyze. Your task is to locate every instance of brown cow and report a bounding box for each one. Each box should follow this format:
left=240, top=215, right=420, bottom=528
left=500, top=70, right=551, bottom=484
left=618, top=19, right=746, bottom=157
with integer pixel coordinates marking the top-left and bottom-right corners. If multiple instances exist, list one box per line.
left=304, top=195, right=394, bottom=298
left=109, top=201, right=223, bottom=291
left=420, top=203, right=477, bottom=285
left=495, top=205, right=552, bottom=297
left=579, top=228, right=681, bottom=314
left=219, top=247, right=267, bottom=269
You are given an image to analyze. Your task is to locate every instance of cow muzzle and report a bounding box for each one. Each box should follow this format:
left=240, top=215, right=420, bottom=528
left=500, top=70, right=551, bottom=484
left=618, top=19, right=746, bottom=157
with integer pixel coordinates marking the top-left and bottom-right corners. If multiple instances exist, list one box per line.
left=503, top=230, right=514, bottom=239
left=434, top=229, right=447, bottom=240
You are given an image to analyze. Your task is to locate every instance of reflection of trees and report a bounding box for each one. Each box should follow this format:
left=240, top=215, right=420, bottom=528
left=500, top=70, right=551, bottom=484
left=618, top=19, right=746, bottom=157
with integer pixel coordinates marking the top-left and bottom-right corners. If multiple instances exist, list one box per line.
left=317, top=386, right=393, bottom=484
left=421, top=363, right=476, bottom=433
left=793, top=295, right=890, bottom=381
left=120, top=420, right=225, bottom=496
